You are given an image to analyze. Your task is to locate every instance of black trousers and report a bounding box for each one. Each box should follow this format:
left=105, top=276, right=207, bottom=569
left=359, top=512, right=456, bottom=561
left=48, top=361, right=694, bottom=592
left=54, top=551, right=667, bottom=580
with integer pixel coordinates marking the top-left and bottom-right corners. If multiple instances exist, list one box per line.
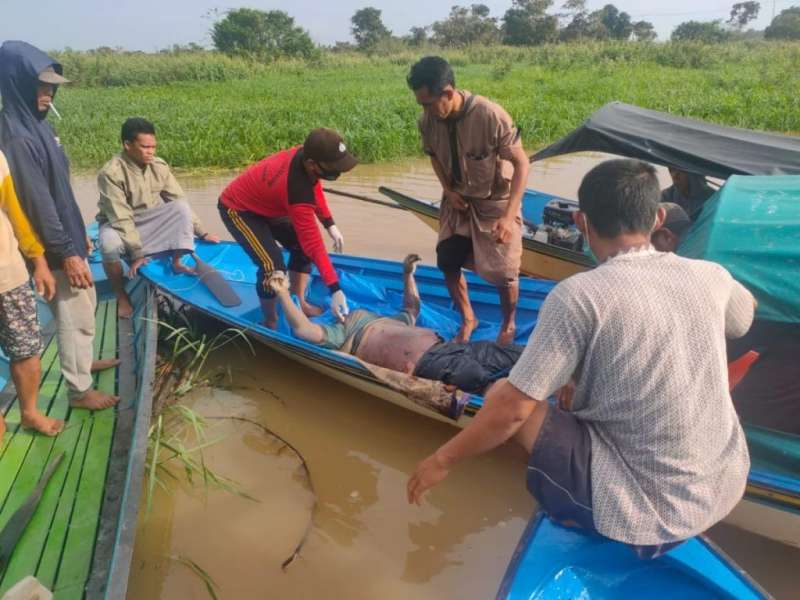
left=218, top=202, right=312, bottom=298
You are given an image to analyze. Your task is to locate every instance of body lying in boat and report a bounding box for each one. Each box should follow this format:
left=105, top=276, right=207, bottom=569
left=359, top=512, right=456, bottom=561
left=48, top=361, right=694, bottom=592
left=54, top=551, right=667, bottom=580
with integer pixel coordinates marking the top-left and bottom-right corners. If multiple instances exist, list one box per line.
left=268, top=254, right=523, bottom=395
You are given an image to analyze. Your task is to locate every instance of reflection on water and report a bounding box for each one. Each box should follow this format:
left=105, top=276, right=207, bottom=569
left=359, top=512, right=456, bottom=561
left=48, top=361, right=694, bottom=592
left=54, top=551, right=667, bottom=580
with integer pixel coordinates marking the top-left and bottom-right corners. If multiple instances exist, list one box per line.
left=69, top=156, right=798, bottom=600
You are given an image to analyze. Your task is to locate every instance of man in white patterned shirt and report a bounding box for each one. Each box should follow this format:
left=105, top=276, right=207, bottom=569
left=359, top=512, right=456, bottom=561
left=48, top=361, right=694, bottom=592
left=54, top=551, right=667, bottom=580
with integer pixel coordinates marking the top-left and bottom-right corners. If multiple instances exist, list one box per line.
left=407, top=159, right=755, bottom=558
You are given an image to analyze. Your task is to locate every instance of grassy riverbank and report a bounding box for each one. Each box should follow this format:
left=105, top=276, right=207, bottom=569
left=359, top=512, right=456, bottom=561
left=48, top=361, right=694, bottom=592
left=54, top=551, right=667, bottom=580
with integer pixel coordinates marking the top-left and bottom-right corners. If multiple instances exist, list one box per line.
left=51, top=42, right=800, bottom=170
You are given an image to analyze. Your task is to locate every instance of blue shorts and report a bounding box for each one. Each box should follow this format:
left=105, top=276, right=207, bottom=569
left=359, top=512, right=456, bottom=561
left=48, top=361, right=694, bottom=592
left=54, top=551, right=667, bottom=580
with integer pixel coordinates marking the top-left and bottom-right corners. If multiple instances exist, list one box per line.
left=527, top=406, right=683, bottom=560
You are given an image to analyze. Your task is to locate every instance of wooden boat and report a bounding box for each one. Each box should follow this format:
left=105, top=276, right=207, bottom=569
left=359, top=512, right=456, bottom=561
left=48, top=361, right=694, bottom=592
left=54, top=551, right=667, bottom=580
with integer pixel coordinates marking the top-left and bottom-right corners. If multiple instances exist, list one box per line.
left=497, top=513, right=769, bottom=599
left=143, top=239, right=800, bottom=548
left=0, top=259, right=157, bottom=598
left=380, top=186, right=594, bottom=281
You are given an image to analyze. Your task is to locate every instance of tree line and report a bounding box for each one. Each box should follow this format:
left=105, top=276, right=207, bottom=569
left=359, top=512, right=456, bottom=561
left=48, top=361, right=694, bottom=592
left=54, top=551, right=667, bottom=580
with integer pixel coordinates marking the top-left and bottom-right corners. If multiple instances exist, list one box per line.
left=209, top=2, right=800, bottom=60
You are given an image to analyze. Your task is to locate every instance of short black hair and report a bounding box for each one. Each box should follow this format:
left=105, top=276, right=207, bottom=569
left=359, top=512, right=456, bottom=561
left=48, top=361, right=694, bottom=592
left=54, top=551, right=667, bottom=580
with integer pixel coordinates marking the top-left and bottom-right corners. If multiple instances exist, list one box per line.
left=577, top=159, right=660, bottom=238
left=407, top=56, right=455, bottom=96
left=121, top=117, right=155, bottom=144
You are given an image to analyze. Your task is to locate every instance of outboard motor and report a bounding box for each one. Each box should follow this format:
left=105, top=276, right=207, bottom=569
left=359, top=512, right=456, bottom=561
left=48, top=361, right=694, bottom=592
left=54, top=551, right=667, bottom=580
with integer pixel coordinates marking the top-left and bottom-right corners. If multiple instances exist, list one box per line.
left=533, top=199, right=584, bottom=252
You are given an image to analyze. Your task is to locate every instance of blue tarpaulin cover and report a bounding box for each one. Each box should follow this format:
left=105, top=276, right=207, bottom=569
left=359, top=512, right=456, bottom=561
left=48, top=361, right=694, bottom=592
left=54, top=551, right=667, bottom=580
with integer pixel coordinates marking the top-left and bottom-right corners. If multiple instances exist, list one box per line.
left=680, top=175, right=800, bottom=324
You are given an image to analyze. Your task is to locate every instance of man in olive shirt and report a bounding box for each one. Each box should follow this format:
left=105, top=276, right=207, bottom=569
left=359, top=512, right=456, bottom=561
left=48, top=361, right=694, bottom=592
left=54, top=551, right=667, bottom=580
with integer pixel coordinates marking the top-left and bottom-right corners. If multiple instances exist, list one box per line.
left=408, top=56, right=529, bottom=344
left=97, top=118, right=219, bottom=317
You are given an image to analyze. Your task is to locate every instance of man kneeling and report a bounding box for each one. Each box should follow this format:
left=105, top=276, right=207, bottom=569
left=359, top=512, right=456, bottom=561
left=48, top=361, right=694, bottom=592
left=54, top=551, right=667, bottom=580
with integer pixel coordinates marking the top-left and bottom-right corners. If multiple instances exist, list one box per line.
left=269, top=255, right=522, bottom=394
left=96, top=118, right=220, bottom=317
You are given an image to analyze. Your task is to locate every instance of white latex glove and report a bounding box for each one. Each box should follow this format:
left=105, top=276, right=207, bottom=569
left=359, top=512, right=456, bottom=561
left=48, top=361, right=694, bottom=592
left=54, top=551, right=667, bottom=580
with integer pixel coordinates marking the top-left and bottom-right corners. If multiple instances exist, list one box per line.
left=327, top=224, right=344, bottom=254
left=330, top=289, right=349, bottom=322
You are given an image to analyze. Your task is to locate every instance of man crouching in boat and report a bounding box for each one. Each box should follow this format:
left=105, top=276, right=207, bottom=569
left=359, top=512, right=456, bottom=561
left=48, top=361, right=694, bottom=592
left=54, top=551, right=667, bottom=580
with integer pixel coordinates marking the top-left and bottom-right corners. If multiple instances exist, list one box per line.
left=268, top=254, right=523, bottom=395
left=218, top=129, right=353, bottom=328
left=408, top=159, right=756, bottom=558
left=97, top=118, right=220, bottom=318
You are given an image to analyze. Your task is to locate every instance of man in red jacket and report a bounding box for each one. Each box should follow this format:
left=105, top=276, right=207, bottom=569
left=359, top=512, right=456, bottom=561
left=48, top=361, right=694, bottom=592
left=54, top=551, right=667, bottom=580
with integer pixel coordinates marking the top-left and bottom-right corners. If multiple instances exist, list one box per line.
left=218, top=128, right=356, bottom=328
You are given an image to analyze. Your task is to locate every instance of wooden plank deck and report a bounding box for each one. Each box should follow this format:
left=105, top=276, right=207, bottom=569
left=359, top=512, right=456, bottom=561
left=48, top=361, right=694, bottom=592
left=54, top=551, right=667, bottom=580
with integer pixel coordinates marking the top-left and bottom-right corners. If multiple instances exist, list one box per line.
left=0, top=297, right=120, bottom=597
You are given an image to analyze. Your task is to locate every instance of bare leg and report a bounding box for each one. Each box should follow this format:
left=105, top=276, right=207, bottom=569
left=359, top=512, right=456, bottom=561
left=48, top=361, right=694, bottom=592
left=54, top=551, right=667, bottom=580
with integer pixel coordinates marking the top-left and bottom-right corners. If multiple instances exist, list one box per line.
left=289, top=271, right=323, bottom=317
left=496, top=282, right=518, bottom=345
left=103, top=260, right=134, bottom=318
left=261, top=297, right=280, bottom=330
left=172, top=251, right=197, bottom=276
left=14, top=356, right=63, bottom=436
left=444, top=271, right=478, bottom=343
left=91, top=358, right=120, bottom=372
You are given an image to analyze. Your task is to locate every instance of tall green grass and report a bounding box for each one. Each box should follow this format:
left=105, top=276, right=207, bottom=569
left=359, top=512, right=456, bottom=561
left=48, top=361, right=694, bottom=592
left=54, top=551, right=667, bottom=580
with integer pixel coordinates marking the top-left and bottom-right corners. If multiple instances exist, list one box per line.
left=48, top=42, right=800, bottom=170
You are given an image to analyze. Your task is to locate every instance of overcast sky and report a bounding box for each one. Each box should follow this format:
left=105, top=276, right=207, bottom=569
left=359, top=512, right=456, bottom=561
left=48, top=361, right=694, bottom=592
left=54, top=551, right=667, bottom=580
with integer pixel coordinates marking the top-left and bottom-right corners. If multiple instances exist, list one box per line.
left=0, top=0, right=794, bottom=51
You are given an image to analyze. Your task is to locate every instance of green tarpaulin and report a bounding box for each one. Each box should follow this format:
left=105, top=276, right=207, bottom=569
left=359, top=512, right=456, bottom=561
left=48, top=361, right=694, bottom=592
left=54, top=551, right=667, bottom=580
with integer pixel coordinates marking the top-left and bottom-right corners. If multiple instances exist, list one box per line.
left=680, top=175, right=800, bottom=324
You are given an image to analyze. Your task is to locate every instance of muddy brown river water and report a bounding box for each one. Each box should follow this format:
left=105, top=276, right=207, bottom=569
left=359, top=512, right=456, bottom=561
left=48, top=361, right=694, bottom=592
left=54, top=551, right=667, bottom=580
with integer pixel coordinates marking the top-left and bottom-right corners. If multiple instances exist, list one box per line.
left=70, top=156, right=799, bottom=599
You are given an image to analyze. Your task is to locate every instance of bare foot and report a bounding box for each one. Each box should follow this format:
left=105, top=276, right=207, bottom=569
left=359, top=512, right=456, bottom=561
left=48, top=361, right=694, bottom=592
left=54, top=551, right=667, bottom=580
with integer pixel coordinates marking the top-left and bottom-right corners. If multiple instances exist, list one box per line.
left=71, top=390, right=120, bottom=411
left=300, top=302, right=324, bottom=317
left=264, top=317, right=279, bottom=330
left=91, top=358, right=120, bottom=372
left=117, top=294, right=134, bottom=319
left=22, top=412, right=64, bottom=436
left=452, top=319, right=479, bottom=343
left=496, top=325, right=516, bottom=346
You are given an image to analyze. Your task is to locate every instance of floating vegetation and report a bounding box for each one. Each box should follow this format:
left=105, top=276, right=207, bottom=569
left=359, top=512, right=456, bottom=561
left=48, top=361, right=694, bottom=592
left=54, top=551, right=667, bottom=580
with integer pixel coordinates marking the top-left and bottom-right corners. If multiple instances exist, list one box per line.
left=53, top=42, right=800, bottom=170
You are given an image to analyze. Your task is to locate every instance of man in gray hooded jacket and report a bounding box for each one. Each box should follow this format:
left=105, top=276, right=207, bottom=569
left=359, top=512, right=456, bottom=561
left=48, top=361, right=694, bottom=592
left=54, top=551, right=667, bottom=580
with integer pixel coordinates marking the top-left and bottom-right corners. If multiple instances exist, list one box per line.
left=0, top=40, right=118, bottom=410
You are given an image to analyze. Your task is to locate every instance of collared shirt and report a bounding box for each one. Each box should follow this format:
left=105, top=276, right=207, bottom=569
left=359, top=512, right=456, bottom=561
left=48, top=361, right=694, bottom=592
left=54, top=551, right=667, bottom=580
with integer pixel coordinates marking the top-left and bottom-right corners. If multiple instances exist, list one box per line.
left=0, top=150, right=44, bottom=293
left=509, top=247, right=753, bottom=545
left=96, top=152, right=206, bottom=259
left=418, top=91, right=522, bottom=201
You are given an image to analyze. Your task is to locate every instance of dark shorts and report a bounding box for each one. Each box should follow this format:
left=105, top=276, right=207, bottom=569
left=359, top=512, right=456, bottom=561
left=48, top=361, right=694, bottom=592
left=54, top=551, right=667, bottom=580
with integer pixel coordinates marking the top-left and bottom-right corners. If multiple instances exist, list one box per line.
left=436, top=234, right=472, bottom=273
left=218, top=202, right=312, bottom=299
left=413, top=341, right=523, bottom=394
left=528, top=406, right=684, bottom=560
left=0, top=282, right=42, bottom=361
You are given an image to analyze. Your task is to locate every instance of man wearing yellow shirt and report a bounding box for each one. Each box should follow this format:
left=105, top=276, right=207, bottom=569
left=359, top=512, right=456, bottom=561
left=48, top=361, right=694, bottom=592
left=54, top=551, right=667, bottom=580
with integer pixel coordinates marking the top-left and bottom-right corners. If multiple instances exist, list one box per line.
left=0, top=149, right=61, bottom=438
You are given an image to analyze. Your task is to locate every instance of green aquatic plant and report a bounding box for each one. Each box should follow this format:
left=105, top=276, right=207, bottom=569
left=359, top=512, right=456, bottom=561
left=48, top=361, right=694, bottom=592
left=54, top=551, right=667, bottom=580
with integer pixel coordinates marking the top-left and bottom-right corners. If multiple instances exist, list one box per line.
left=171, top=555, right=220, bottom=600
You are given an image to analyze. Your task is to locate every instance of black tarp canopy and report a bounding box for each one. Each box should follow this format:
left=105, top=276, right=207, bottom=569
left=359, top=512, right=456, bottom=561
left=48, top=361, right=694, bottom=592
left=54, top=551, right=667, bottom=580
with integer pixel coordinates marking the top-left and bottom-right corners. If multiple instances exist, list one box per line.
left=530, top=102, right=800, bottom=180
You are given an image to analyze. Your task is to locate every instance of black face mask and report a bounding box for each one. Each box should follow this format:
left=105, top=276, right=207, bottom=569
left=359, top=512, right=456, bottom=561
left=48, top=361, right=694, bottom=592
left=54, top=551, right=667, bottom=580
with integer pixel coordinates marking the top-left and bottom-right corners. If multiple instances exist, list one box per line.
left=318, top=167, right=341, bottom=181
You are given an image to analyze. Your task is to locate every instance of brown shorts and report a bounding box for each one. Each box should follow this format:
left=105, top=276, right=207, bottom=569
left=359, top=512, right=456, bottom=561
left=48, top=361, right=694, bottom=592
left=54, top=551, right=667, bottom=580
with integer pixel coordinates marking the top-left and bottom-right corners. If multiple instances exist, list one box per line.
left=0, top=282, right=42, bottom=361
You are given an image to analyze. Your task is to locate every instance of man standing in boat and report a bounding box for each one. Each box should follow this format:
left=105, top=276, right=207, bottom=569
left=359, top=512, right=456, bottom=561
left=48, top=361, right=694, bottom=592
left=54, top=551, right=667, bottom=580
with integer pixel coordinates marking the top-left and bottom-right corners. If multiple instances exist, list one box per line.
left=218, top=128, right=354, bottom=328
left=0, top=41, right=119, bottom=411
left=408, top=56, right=528, bottom=345
left=96, top=117, right=221, bottom=318
left=408, top=159, right=755, bottom=558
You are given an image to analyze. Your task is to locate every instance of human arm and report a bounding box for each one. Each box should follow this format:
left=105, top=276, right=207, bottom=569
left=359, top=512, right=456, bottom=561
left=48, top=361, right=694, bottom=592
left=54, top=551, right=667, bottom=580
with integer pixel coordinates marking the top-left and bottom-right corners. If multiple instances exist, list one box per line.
left=30, top=256, right=56, bottom=301
left=492, top=145, right=528, bottom=244
left=407, top=282, right=589, bottom=503
left=725, top=278, right=757, bottom=339
left=402, top=253, right=421, bottom=322
left=492, top=112, right=527, bottom=244
left=430, top=156, right=468, bottom=211
left=4, top=138, right=78, bottom=261
left=407, top=379, right=541, bottom=504
left=97, top=170, right=143, bottom=259
left=268, top=273, right=325, bottom=343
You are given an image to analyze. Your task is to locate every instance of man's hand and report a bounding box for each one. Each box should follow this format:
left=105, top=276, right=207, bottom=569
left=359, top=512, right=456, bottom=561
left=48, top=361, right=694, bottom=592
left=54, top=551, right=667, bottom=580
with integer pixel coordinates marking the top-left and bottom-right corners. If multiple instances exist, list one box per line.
left=492, top=215, right=517, bottom=244
left=403, top=253, right=422, bottom=274
left=327, top=225, right=344, bottom=254
left=85, top=236, right=93, bottom=255
left=31, top=257, right=56, bottom=301
left=407, top=452, right=450, bottom=505
left=62, top=255, right=93, bottom=289
left=330, top=289, right=349, bottom=322
left=127, top=257, right=149, bottom=279
left=443, top=190, right=468, bottom=212
left=557, top=380, right=576, bottom=411
left=267, top=271, right=289, bottom=295
left=201, top=233, right=221, bottom=244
